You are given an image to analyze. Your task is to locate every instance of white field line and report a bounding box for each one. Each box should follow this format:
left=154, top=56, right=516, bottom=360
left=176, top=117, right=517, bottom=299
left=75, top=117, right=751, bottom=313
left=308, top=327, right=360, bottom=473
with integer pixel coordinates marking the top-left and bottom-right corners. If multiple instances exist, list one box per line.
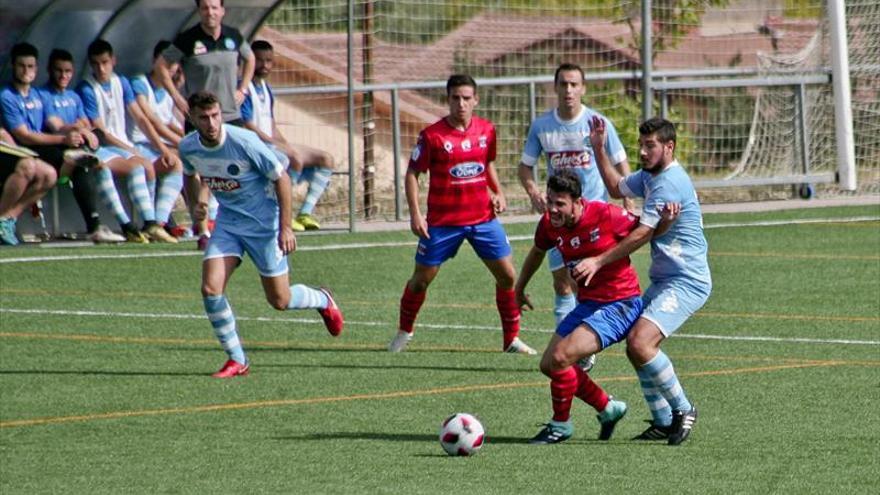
left=1, top=307, right=877, bottom=346
left=1, top=215, right=877, bottom=265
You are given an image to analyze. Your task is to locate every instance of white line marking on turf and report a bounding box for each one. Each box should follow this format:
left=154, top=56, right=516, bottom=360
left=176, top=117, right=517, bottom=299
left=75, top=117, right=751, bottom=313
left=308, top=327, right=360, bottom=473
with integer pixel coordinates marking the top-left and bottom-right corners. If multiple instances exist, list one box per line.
left=0, top=216, right=876, bottom=265
left=2, top=307, right=877, bottom=346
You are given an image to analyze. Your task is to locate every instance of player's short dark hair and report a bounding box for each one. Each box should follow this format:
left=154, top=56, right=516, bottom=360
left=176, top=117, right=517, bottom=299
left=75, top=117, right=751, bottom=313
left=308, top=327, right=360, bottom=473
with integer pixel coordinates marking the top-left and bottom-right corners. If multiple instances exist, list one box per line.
left=153, top=40, right=172, bottom=60
left=10, top=43, right=38, bottom=63
left=251, top=40, right=273, bottom=52
left=446, top=74, right=477, bottom=96
left=188, top=91, right=220, bottom=112
left=639, top=117, right=677, bottom=146
left=554, top=63, right=585, bottom=85
left=195, top=0, right=224, bottom=6
left=87, top=39, right=114, bottom=59
left=48, top=49, right=73, bottom=66
left=547, top=170, right=582, bottom=200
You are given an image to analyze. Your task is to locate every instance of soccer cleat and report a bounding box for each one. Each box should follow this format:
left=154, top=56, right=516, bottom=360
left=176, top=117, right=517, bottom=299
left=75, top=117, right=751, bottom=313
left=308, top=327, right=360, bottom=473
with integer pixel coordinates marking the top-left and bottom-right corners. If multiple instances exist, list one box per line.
left=632, top=421, right=673, bottom=441
left=317, top=287, right=344, bottom=336
left=388, top=330, right=413, bottom=352
left=296, top=213, right=321, bottom=230
left=597, top=397, right=627, bottom=440
left=0, top=218, right=20, bottom=246
left=145, top=224, right=178, bottom=243
left=576, top=353, right=597, bottom=372
left=125, top=229, right=149, bottom=244
left=211, top=359, right=250, bottom=378
left=668, top=406, right=697, bottom=446
left=529, top=422, right=573, bottom=445
left=504, top=337, right=537, bottom=355
left=88, top=225, right=125, bottom=244
left=290, top=218, right=306, bottom=232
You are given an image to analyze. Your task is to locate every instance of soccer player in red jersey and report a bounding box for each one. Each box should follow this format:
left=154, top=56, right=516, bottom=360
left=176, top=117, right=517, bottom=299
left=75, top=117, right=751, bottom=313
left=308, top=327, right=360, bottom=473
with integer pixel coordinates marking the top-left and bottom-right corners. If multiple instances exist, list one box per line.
left=388, top=74, right=535, bottom=355
left=515, top=170, right=645, bottom=443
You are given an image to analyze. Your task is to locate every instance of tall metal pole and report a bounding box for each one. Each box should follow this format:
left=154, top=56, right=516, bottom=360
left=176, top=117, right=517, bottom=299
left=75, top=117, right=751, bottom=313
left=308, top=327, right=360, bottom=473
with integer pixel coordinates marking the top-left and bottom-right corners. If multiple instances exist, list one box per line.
left=641, top=0, right=653, bottom=121
left=362, top=0, right=376, bottom=218
left=346, top=0, right=357, bottom=231
left=828, top=0, right=856, bottom=191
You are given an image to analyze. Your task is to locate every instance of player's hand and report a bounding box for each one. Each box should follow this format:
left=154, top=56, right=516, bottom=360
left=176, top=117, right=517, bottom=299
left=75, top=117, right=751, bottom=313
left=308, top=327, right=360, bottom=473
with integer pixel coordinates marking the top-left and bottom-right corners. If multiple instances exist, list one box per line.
left=589, top=115, right=607, bottom=152
left=528, top=190, right=547, bottom=213
left=194, top=201, right=209, bottom=222
left=278, top=225, right=296, bottom=254
left=571, top=257, right=601, bottom=287
left=516, top=290, right=534, bottom=311
left=63, top=131, right=84, bottom=148
left=659, top=201, right=681, bottom=222
left=175, top=95, right=190, bottom=117
left=84, top=130, right=99, bottom=151
left=410, top=215, right=429, bottom=239
left=234, top=89, right=246, bottom=106
left=157, top=151, right=181, bottom=173
left=492, top=193, right=507, bottom=214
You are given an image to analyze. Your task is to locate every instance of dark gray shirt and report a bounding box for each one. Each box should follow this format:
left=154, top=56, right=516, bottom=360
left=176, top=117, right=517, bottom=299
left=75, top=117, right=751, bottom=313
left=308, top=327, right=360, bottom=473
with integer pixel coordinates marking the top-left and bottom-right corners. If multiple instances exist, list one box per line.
left=163, top=23, right=252, bottom=122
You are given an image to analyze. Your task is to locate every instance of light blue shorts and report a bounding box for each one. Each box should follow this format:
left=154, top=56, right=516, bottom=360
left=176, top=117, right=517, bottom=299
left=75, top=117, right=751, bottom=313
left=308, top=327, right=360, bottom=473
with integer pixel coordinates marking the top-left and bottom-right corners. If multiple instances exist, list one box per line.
left=203, top=222, right=288, bottom=278
left=96, top=145, right=134, bottom=163
left=641, top=279, right=711, bottom=336
left=557, top=296, right=643, bottom=349
left=134, top=143, right=160, bottom=162
left=547, top=246, right=565, bottom=271
left=415, top=218, right=511, bottom=267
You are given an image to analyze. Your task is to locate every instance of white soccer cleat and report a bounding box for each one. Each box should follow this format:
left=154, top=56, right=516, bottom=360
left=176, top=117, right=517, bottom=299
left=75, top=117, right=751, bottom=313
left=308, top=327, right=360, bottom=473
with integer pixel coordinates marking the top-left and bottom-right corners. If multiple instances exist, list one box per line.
left=88, top=225, right=125, bottom=243
left=577, top=354, right=597, bottom=372
left=388, top=330, right=413, bottom=352
left=504, top=337, right=537, bottom=355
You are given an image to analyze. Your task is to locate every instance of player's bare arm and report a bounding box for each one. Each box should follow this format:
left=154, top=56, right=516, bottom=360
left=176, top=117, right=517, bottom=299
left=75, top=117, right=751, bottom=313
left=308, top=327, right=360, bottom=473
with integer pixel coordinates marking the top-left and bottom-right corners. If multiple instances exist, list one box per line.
left=571, top=222, right=654, bottom=287
left=274, top=172, right=296, bottom=254
left=136, top=94, right=181, bottom=146
left=615, top=158, right=636, bottom=212
left=128, top=101, right=180, bottom=171
left=235, top=51, right=256, bottom=106
left=184, top=173, right=207, bottom=221
left=654, top=202, right=681, bottom=237
left=486, top=162, right=507, bottom=214
left=404, top=167, right=428, bottom=239
left=155, top=56, right=188, bottom=116
left=518, top=162, right=546, bottom=213
left=9, top=124, right=78, bottom=148
left=589, top=115, right=624, bottom=199
left=514, top=245, right=547, bottom=311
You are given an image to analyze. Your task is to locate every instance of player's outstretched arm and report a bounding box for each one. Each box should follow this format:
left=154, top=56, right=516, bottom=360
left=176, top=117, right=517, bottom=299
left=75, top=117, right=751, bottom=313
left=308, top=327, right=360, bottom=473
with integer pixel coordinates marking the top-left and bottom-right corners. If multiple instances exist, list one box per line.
left=589, top=115, right=624, bottom=199
left=514, top=245, right=547, bottom=311
left=404, top=168, right=428, bottom=239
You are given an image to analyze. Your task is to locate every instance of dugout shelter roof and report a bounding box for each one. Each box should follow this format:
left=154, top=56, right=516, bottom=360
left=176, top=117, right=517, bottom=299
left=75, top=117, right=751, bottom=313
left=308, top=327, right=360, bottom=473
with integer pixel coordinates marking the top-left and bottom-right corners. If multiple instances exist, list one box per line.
left=0, top=0, right=284, bottom=84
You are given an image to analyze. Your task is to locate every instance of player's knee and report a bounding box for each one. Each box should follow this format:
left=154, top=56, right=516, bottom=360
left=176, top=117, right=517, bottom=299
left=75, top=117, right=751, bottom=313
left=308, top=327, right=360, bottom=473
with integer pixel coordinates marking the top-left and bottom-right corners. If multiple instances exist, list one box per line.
left=407, top=277, right=430, bottom=293
left=552, top=276, right=574, bottom=296
left=494, top=271, right=515, bottom=289
left=319, top=151, right=334, bottom=170
left=625, top=332, right=654, bottom=365
left=201, top=285, right=222, bottom=298
left=15, top=158, right=38, bottom=181
left=39, top=165, right=58, bottom=190
left=267, top=295, right=289, bottom=311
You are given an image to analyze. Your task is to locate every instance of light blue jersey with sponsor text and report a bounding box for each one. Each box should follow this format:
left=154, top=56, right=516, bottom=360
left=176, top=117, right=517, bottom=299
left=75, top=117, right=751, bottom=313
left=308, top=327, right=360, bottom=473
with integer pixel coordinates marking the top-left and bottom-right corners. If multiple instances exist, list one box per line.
left=179, top=124, right=286, bottom=236
left=521, top=104, right=627, bottom=201
left=620, top=161, right=711, bottom=287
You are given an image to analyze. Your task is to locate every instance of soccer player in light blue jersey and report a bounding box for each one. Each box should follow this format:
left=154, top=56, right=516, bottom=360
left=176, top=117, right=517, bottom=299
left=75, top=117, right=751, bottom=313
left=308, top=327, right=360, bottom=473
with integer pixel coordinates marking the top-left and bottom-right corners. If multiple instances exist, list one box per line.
left=180, top=91, right=344, bottom=378
left=579, top=116, right=710, bottom=446
left=517, top=63, right=634, bottom=371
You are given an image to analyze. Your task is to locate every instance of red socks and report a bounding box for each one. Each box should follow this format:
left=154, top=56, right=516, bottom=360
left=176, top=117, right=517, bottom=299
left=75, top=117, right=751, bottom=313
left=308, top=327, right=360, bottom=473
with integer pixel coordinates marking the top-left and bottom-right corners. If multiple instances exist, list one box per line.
left=399, top=285, right=426, bottom=333
left=495, top=287, right=520, bottom=349
left=548, top=366, right=609, bottom=422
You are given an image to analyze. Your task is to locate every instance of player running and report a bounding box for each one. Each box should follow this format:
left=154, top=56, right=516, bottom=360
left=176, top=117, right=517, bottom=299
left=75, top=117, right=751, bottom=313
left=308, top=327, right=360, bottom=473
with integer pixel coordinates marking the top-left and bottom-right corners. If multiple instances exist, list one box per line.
left=180, top=91, right=344, bottom=378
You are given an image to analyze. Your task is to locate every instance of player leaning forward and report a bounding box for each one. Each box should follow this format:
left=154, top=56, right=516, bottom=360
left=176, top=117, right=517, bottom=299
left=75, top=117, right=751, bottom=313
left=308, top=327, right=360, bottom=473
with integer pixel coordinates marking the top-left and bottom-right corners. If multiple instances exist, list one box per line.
left=388, top=74, right=535, bottom=355
left=582, top=116, right=711, bottom=445
left=515, top=171, right=649, bottom=444
left=181, top=91, right=344, bottom=378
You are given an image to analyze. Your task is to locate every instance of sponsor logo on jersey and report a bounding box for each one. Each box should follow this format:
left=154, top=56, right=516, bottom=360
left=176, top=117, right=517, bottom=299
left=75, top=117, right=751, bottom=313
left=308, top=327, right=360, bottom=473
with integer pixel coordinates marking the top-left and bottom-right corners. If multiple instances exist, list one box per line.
left=443, top=141, right=453, bottom=153
left=478, top=135, right=487, bottom=148
left=193, top=41, right=207, bottom=55
left=570, top=236, right=581, bottom=248
left=461, top=139, right=471, bottom=151
left=203, top=176, right=241, bottom=192
left=589, top=228, right=600, bottom=243
left=227, top=163, right=240, bottom=176
left=224, top=38, right=236, bottom=50
left=548, top=151, right=591, bottom=169
left=449, top=161, right=485, bottom=179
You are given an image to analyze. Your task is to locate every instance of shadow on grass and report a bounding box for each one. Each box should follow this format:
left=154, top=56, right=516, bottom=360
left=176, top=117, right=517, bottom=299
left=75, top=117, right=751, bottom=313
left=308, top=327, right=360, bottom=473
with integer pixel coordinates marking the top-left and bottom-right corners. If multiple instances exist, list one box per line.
left=257, top=362, right=538, bottom=373
left=0, top=369, right=206, bottom=377
left=274, top=431, right=530, bottom=445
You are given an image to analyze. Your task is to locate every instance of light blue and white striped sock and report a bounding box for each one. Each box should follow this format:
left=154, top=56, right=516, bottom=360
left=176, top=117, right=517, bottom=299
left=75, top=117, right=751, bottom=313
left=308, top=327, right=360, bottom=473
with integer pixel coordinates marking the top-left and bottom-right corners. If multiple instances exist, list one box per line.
left=641, top=350, right=692, bottom=414
left=127, top=167, right=156, bottom=223
left=553, top=293, right=577, bottom=326
left=637, top=365, right=673, bottom=426
left=154, top=172, right=183, bottom=224
left=299, top=168, right=332, bottom=215
left=204, top=294, right=246, bottom=364
left=94, top=167, right=131, bottom=225
left=287, top=284, right=329, bottom=310
left=147, top=177, right=157, bottom=204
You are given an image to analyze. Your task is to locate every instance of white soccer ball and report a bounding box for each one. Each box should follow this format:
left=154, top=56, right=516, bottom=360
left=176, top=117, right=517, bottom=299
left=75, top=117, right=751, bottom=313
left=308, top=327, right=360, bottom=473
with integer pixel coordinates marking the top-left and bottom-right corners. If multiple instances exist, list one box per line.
left=439, top=413, right=485, bottom=456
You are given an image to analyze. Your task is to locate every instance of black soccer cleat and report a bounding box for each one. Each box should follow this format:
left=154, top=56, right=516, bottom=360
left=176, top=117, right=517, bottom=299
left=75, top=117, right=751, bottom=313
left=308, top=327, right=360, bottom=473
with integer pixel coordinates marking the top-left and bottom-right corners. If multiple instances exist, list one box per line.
left=632, top=421, right=673, bottom=441
left=668, top=406, right=698, bottom=446
left=528, top=423, right=572, bottom=445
